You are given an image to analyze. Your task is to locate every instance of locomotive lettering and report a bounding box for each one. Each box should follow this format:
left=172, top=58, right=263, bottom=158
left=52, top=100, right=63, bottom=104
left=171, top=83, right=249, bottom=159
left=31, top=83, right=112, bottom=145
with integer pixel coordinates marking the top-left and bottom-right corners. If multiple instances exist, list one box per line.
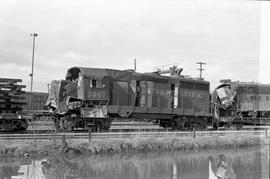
left=154, top=89, right=171, bottom=96
left=194, top=102, right=204, bottom=111
left=180, top=90, right=202, bottom=99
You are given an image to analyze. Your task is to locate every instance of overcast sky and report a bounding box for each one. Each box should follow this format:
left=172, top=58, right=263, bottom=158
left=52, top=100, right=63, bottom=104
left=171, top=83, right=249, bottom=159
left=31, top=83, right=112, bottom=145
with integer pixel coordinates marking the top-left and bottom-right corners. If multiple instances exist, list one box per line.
left=0, top=0, right=268, bottom=92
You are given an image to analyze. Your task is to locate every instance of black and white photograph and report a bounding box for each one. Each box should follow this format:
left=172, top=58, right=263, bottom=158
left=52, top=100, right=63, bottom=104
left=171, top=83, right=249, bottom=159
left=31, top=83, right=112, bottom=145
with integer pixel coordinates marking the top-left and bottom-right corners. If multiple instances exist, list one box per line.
left=0, top=0, right=270, bottom=178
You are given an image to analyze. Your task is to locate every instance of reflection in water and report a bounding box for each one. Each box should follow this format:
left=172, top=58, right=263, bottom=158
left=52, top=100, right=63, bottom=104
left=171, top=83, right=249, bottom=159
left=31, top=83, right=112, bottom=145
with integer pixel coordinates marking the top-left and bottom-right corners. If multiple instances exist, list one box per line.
left=0, top=146, right=268, bottom=179
left=13, top=160, right=46, bottom=179
left=209, top=155, right=236, bottom=179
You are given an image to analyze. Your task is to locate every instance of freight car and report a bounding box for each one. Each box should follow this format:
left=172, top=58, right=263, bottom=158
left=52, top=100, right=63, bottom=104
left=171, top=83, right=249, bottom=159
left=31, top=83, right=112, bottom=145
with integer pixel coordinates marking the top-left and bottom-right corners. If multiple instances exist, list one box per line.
left=22, top=91, right=48, bottom=112
left=0, top=78, right=28, bottom=131
left=45, top=66, right=212, bottom=132
left=0, top=77, right=48, bottom=132
left=212, top=79, right=270, bottom=129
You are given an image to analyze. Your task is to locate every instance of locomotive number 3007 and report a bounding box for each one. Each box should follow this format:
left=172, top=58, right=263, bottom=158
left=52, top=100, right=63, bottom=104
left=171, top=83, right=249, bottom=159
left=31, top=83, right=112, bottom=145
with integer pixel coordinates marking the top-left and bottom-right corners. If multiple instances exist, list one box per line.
left=87, top=90, right=106, bottom=99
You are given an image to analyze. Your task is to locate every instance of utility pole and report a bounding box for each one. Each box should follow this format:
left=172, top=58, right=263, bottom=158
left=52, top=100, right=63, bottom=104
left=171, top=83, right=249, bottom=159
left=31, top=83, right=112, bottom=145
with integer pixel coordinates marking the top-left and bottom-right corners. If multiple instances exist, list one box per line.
left=30, top=33, right=38, bottom=92
left=134, top=58, right=137, bottom=72
left=196, top=61, right=206, bottom=79
left=47, top=83, right=50, bottom=93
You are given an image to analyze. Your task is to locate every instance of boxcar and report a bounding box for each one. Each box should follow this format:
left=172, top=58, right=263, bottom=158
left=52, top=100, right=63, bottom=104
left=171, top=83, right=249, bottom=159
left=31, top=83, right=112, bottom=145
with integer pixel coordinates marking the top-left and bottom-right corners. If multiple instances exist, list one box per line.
left=46, top=67, right=211, bottom=131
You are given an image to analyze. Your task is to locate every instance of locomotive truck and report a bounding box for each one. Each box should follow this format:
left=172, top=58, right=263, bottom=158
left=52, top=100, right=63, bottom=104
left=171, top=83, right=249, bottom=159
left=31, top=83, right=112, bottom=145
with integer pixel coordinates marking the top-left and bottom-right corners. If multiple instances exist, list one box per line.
left=45, top=66, right=212, bottom=132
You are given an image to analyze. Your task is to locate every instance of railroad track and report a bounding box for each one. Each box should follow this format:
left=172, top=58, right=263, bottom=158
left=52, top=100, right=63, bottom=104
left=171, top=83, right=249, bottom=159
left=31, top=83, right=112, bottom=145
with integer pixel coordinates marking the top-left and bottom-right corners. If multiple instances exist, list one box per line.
left=0, top=130, right=268, bottom=140
left=26, top=121, right=165, bottom=133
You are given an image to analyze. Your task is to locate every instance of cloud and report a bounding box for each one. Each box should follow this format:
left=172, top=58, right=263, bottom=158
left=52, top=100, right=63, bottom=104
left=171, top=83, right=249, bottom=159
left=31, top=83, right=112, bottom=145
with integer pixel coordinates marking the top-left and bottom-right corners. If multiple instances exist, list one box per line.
left=0, top=0, right=261, bottom=92
left=259, top=2, right=270, bottom=84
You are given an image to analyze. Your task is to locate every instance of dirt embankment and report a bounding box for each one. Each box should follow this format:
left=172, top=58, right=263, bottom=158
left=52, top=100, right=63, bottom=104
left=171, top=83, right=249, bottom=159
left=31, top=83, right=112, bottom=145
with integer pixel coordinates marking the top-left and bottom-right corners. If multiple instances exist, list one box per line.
left=0, top=135, right=269, bottom=158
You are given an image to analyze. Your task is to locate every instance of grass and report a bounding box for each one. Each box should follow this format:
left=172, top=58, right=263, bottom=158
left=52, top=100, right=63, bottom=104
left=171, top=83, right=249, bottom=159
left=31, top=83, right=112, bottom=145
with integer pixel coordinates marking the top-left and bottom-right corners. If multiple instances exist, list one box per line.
left=70, top=135, right=267, bottom=154
left=0, top=135, right=269, bottom=157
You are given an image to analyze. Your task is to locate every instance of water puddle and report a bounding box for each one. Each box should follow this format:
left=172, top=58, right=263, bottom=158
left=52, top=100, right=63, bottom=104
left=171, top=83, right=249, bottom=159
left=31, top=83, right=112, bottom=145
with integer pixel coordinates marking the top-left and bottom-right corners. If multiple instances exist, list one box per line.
left=0, top=145, right=269, bottom=179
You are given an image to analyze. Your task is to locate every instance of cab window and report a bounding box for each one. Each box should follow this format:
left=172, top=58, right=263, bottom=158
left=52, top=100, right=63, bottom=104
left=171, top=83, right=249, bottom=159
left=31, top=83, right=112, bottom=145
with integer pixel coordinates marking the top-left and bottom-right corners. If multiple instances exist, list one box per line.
left=90, top=79, right=105, bottom=88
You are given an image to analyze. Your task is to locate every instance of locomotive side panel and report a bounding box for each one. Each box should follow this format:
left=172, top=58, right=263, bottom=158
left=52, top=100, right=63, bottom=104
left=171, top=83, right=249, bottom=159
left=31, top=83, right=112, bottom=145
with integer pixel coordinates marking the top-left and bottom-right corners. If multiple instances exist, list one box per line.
left=152, top=82, right=172, bottom=108
left=111, top=80, right=130, bottom=106
left=258, top=95, right=270, bottom=111
left=237, top=85, right=270, bottom=113
left=178, top=80, right=210, bottom=116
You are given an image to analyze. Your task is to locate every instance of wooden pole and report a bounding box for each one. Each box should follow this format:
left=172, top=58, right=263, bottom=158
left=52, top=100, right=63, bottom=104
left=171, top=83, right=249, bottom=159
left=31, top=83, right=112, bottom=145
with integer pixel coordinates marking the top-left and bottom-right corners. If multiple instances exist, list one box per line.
left=173, top=162, right=177, bottom=179
left=88, top=128, right=92, bottom=144
left=62, top=134, right=67, bottom=147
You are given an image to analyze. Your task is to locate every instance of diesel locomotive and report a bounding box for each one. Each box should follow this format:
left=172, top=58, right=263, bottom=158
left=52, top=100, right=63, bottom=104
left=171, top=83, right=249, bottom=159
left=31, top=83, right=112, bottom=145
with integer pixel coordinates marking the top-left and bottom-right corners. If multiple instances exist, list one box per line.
left=45, top=66, right=212, bottom=131
left=2, top=67, right=269, bottom=132
left=212, top=80, right=270, bottom=129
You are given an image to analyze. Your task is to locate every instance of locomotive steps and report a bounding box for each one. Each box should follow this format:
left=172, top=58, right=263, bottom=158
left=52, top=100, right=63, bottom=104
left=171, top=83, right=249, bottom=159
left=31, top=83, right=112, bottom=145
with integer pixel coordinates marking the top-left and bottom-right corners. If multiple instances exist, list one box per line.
left=26, top=120, right=165, bottom=132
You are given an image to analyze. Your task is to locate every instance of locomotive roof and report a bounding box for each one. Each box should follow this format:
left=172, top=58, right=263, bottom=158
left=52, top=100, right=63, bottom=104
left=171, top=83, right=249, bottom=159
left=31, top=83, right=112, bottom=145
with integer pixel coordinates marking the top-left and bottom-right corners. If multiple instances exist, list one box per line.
left=217, top=81, right=270, bottom=94
left=66, top=67, right=209, bottom=84
left=237, top=82, right=270, bottom=88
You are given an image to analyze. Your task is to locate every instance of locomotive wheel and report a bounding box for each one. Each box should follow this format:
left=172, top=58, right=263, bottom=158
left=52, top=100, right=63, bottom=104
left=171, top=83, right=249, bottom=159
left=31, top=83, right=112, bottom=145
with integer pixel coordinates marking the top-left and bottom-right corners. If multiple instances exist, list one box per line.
left=224, top=123, right=231, bottom=130
left=94, top=122, right=102, bottom=132
left=6, top=121, right=16, bottom=131
left=0, top=120, right=4, bottom=130
left=172, top=118, right=185, bottom=130
left=212, top=123, right=218, bottom=130
left=103, top=127, right=109, bottom=132
left=59, top=118, right=73, bottom=132
left=15, top=120, right=27, bottom=131
left=199, top=120, right=207, bottom=130
left=54, top=119, right=60, bottom=131
left=186, top=123, right=193, bottom=130
left=232, top=123, right=243, bottom=130
left=0, top=120, right=27, bottom=131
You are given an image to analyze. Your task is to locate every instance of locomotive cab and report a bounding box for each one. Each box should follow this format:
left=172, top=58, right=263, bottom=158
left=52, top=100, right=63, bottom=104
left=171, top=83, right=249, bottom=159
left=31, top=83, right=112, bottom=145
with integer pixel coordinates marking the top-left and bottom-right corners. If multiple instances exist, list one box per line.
left=66, top=67, right=110, bottom=118
left=50, top=67, right=112, bottom=131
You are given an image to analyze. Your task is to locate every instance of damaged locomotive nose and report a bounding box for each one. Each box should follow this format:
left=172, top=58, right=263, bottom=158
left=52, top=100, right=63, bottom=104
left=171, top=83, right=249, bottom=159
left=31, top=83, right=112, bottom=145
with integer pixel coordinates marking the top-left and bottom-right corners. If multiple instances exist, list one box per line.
left=44, top=80, right=61, bottom=112
left=216, top=85, right=236, bottom=109
left=44, top=80, right=78, bottom=113
left=45, top=97, right=58, bottom=111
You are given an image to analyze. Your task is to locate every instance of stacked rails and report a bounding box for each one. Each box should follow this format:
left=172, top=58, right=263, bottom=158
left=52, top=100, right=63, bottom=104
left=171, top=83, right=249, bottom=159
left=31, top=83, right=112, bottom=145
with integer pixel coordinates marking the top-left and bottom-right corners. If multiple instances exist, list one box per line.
left=0, top=78, right=28, bottom=131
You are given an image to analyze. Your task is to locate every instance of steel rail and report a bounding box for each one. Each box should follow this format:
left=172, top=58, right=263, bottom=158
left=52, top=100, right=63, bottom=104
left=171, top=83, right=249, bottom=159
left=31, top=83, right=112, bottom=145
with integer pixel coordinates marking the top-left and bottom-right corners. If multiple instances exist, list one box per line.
left=0, top=130, right=268, bottom=140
